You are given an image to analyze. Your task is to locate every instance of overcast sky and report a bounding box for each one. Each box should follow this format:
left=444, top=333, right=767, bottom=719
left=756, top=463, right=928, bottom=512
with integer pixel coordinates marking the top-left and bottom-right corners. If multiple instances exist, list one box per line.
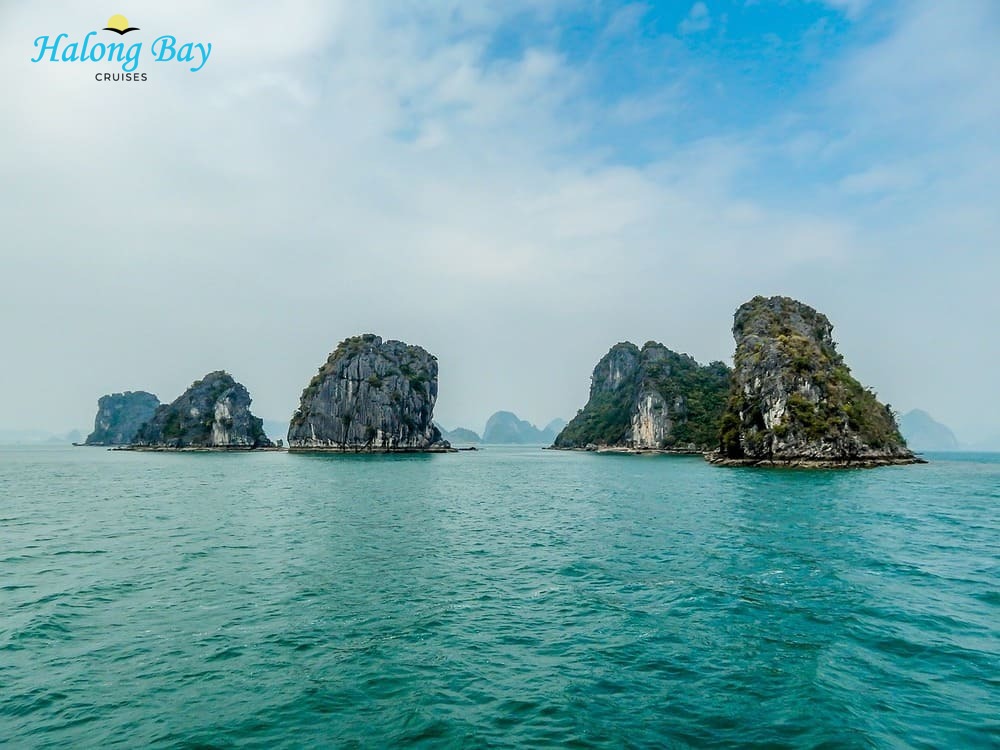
left=1, top=0, right=997, bottom=441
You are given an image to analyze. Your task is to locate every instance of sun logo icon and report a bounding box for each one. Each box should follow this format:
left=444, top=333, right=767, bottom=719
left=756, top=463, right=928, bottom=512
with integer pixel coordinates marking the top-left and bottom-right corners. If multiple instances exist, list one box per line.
left=103, top=14, right=140, bottom=35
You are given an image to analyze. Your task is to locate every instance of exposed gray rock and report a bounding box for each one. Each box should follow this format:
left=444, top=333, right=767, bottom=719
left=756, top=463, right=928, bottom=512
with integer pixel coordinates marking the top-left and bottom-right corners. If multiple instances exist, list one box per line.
left=288, top=334, right=449, bottom=452
left=85, top=391, right=160, bottom=446
left=554, top=342, right=731, bottom=451
left=712, top=296, right=919, bottom=466
left=133, top=372, right=272, bottom=449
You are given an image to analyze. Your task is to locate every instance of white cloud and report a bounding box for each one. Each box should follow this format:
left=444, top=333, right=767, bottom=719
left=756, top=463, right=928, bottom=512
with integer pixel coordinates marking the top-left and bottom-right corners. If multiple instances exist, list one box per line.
left=818, top=0, right=869, bottom=20
left=0, top=0, right=997, bottom=440
left=838, top=164, right=922, bottom=195
left=679, top=2, right=712, bottom=34
left=605, top=3, right=649, bottom=37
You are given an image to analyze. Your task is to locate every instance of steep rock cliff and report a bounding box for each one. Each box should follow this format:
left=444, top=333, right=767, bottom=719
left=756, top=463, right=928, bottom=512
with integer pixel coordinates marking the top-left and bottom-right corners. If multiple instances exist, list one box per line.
left=712, top=296, right=916, bottom=466
left=133, top=372, right=272, bottom=449
left=554, top=342, right=731, bottom=450
left=288, top=334, right=448, bottom=451
left=84, top=391, right=160, bottom=445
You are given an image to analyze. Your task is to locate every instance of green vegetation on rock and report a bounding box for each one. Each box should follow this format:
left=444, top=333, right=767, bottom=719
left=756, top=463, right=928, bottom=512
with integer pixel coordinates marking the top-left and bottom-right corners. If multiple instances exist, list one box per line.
left=133, top=371, right=272, bottom=449
left=717, top=295, right=911, bottom=463
left=555, top=342, right=731, bottom=450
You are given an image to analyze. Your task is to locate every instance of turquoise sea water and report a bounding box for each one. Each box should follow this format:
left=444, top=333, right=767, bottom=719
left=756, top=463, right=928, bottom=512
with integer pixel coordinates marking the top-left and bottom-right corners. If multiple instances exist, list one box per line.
left=1, top=446, right=997, bottom=748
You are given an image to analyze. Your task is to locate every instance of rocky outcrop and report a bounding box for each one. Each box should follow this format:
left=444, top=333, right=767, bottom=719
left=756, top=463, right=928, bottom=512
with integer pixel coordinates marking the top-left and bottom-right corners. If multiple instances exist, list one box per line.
left=438, top=426, right=482, bottom=445
left=132, top=372, right=272, bottom=449
left=554, top=342, right=731, bottom=451
left=287, top=334, right=450, bottom=452
left=711, top=296, right=918, bottom=467
left=482, top=411, right=560, bottom=444
left=84, top=391, right=160, bottom=445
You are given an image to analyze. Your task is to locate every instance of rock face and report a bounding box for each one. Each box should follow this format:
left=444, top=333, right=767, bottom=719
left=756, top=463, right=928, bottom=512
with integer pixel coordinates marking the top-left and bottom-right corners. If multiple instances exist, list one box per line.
left=133, top=372, right=272, bottom=449
left=713, top=296, right=917, bottom=466
left=84, top=391, right=160, bottom=445
left=482, top=411, right=559, bottom=444
left=554, top=342, right=731, bottom=451
left=288, top=334, right=448, bottom=451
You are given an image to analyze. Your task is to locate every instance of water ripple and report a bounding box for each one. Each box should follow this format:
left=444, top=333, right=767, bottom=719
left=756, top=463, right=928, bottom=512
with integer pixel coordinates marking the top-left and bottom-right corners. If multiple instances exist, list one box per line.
left=0, top=447, right=997, bottom=747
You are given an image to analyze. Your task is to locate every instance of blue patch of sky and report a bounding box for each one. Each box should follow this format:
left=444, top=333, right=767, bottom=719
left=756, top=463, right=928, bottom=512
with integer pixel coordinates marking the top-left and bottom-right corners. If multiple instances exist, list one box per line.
left=481, top=1, right=868, bottom=162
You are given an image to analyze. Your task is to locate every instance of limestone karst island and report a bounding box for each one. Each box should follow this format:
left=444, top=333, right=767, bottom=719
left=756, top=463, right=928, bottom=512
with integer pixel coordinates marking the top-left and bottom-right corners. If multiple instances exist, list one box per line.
left=131, top=371, right=273, bottom=450
left=710, top=296, right=917, bottom=467
left=80, top=296, right=919, bottom=466
left=551, top=295, right=919, bottom=467
left=553, top=342, right=732, bottom=453
left=287, top=334, right=452, bottom=452
left=83, top=391, right=160, bottom=446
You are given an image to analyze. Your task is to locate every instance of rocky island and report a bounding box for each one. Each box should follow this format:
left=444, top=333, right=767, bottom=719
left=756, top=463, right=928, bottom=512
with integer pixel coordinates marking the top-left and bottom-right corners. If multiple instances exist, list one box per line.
left=898, top=409, right=959, bottom=452
left=131, top=371, right=273, bottom=450
left=287, top=334, right=451, bottom=452
left=554, top=342, right=731, bottom=452
left=438, top=425, right=482, bottom=445
left=710, top=296, right=919, bottom=467
left=482, top=412, right=563, bottom=444
left=84, top=391, right=160, bottom=445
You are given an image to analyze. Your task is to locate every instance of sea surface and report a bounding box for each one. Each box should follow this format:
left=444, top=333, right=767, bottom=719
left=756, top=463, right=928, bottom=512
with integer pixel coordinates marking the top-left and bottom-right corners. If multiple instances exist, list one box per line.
left=1, top=446, right=997, bottom=748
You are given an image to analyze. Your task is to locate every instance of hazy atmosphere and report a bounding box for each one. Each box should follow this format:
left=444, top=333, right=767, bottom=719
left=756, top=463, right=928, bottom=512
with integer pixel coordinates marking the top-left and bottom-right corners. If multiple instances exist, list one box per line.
left=2, top=0, right=998, bottom=441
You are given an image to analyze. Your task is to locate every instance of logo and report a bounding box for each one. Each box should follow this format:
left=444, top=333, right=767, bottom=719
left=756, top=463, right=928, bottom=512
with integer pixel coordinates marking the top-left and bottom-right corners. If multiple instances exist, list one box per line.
left=102, top=14, right=139, bottom=35
left=31, top=14, right=213, bottom=81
